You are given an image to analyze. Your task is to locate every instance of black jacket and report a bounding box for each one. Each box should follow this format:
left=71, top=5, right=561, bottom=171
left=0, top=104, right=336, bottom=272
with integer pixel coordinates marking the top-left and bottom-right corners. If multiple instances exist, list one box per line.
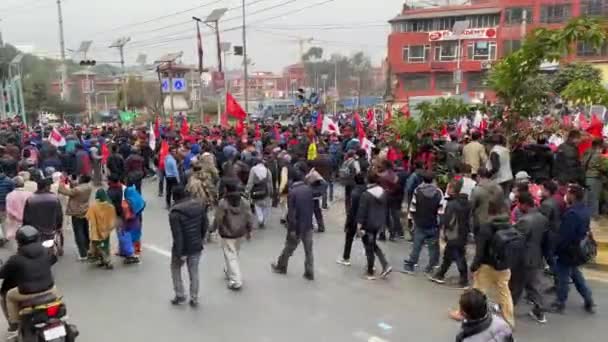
left=525, top=144, right=553, bottom=182
left=169, top=198, right=208, bottom=257
left=539, top=196, right=561, bottom=234
left=0, top=243, right=57, bottom=295
left=514, top=208, right=548, bottom=269
left=356, top=184, right=388, bottom=232
left=214, top=192, right=254, bottom=239
left=553, top=141, right=582, bottom=185
left=107, top=153, right=125, bottom=178
left=345, top=184, right=366, bottom=231
left=23, top=192, right=63, bottom=237
left=441, top=194, right=471, bottom=246
left=471, top=215, right=511, bottom=272
left=287, top=181, right=314, bottom=234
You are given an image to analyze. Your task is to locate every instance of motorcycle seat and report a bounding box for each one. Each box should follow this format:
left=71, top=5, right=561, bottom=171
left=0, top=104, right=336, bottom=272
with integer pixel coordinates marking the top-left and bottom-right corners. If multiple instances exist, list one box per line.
left=18, top=293, right=60, bottom=308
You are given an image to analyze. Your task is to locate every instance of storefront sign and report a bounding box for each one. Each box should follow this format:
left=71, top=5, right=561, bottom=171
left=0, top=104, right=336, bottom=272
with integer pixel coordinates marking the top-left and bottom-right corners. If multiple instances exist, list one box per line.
left=428, top=27, right=497, bottom=41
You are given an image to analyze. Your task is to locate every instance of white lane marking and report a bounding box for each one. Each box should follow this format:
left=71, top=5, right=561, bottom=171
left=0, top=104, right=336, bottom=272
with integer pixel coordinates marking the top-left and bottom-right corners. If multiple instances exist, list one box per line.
left=143, top=243, right=171, bottom=258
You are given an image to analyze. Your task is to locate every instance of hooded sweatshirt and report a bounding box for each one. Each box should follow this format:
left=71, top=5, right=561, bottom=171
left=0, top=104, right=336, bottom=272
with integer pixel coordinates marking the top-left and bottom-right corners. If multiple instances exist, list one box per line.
left=356, top=184, right=388, bottom=232
left=0, top=243, right=57, bottom=295
left=214, top=192, right=254, bottom=239
left=169, top=198, right=207, bottom=256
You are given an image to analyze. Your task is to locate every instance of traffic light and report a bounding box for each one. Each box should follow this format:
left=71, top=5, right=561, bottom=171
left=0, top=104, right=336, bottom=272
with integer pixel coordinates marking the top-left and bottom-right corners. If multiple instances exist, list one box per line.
left=233, top=46, right=243, bottom=56
left=79, top=60, right=96, bottom=66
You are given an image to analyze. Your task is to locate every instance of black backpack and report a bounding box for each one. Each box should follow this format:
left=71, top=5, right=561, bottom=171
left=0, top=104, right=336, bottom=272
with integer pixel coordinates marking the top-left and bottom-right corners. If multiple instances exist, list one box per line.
left=568, top=232, right=598, bottom=266
left=488, top=224, right=525, bottom=270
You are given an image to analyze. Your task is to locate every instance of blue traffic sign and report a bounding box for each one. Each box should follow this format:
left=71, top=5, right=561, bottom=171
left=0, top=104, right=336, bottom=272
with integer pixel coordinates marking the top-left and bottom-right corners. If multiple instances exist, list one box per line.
left=173, top=79, right=185, bottom=91
left=161, top=79, right=170, bottom=92
left=161, top=78, right=187, bottom=93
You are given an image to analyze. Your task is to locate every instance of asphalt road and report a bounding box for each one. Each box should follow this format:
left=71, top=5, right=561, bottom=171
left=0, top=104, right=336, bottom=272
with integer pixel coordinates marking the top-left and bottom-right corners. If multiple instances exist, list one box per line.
left=1, top=180, right=606, bottom=342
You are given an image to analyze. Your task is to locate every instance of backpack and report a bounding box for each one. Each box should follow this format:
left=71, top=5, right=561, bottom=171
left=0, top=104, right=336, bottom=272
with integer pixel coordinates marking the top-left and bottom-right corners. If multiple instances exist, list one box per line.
left=250, top=170, right=269, bottom=200
left=338, top=159, right=356, bottom=185
left=488, top=224, right=525, bottom=270
left=568, top=232, right=598, bottom=266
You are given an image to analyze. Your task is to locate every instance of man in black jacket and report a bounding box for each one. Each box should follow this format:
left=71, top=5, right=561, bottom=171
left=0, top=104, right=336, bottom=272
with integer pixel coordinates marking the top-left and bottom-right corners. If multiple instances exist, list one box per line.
left=539, top=180, right=562, bottom=276
left=169, top=185, right=208, bottom=307
left=553, top=130, right=583, bottom=185
left=337, top=173, right=367, bottom=266
left=107, top=144, right=125, bottom=182
left=272, top=167, right=315, bottom=280
left=430, top=178, right=470, bottom=288
left=0, top=226, right=58, bottom=338
left=510, top=192, right=548, bottom=323
left=23, top=178, right=63, bottom=241
left=356, top=171, right=392, bottom=280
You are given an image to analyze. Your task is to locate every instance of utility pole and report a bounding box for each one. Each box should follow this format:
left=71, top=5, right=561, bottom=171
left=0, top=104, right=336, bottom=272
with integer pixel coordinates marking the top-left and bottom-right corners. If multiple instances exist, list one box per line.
left=110, top=37, right=131, bottom=111
left=56, top=0, right=68, bottom=101
left=334, top=60, right=338, bottom=114
left=203, top=9, right=228, bottom=126
left=242, top=0, right=249, bottom=118
left=0, top=19, right=5, bottom=119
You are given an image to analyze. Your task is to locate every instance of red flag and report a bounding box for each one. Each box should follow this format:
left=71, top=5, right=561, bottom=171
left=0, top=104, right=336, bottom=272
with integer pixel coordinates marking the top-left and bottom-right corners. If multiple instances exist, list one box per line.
left=254, top=123, right=261, bottom=139
left=578, top=113, right=589, bottom=130
left=169, top=115, right=174, bottom=130
left=316, top=111, right=323, bottom=130
left=154, top=116, right=160, bottom=138
left=587, top=114, right=603, bottom=138
left=579, top=139, right=592, bottom=157
left=441, top=125, right=449, bottom=140
left=366, top=109, right=374, bottom=122
left=235, top=119, right=245, bottom=136
left=354, top=112, right=365, bottom=140
left=226, top=92, right=247, bottom=120
left=101, top=142, right=110, bottom=165
left=158, top=140, right=169, bottom=170
left=180, top=116, right=190, bottom=139
left=480, top=118, right=488, bottom=134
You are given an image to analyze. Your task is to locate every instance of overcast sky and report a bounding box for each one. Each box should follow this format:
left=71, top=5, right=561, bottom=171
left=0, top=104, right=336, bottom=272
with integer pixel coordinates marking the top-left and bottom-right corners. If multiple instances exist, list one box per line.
left=0, top=0, right=407, bottom=72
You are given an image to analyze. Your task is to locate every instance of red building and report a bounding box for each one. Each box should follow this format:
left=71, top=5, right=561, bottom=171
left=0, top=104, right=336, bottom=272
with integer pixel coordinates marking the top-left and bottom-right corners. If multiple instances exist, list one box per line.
left=387, top=0, right=608, bottom=107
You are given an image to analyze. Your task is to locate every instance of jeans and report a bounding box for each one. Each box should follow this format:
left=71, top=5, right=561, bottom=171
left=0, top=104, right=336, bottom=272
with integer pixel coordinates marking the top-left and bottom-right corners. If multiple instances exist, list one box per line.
left=388, top=202, right=403, bottom=238
left=585, top=177, right=602, bottom=218
left=221, top=238, right=242, bottom=288
left=276, top=230, right=314, bottom=276
left=473, top=265, right=514, bottom=327
left=509, top=266, right=545, bottom=314
left=555, top=260, right=594, bottom=306
left=157, top=168, right=165, bottom=195
left=166, top=177, right=179, bottom=207
left=436, top=243, right=468, bottom=284
left=313, top=199, right=325, bottom=230
left=344, top=184, right=353, bottom=214
left=171, top=252, right=201, bottom=300
left=362, top=230, right=389, bottom=275
left=72, top=216, right=90, bottom=258
left=254, top=203, right=270, bottom=226
left=342, top=226, right=357, bottom=260
left=405, top=227, right=439, bottom=272
left=322, top=180, right=334, bottom=208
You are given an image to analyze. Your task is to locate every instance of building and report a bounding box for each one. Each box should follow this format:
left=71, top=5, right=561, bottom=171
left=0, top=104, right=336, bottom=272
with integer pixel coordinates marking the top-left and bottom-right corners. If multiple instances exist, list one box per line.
left=50, top=70, right=121, bottom=112
left=387, top=0, right=608, bottom=108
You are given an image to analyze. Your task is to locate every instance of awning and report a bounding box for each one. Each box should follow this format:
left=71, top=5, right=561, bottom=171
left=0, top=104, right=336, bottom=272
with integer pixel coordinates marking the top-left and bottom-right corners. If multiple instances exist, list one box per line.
left=389, top=7, right=501, bottom=22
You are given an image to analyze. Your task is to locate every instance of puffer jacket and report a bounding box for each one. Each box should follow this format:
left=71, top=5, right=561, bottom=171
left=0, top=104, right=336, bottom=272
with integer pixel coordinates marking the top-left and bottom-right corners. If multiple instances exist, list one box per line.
left=456, top=314, right=513, bottom=342
left=214, top=192, right=254, bottom=239
left=169, top=198, right=208, bottom=257
left=356, top=184, right=388, bottom=232
left=0, top=243, right=57, bottom=295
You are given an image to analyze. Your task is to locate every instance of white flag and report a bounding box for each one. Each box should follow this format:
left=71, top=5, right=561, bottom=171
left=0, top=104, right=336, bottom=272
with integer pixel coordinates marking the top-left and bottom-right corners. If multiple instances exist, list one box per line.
left=321, top=116, right=340, bottom=135
left=48, top=127, right=66, bottom=147
left=361, top=137, right=375, bottom=159
left=149, top=122, right=156, bottom=151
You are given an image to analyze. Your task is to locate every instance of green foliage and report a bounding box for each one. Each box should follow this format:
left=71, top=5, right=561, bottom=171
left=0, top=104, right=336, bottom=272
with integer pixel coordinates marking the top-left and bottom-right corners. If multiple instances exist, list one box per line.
left=561, top=79, right=608, bottom=105
left=552, top=63, right=603, bottom=94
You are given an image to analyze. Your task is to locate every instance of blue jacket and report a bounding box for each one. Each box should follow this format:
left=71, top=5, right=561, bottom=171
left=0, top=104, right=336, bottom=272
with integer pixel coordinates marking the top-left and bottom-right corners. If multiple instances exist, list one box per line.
left=183, top=144, right=201, bottom=170
left=556, top=202, right=591, bottom=265
left=164, top=155, right=180, bottom=182
left=0, top=176, right=15, bottom=209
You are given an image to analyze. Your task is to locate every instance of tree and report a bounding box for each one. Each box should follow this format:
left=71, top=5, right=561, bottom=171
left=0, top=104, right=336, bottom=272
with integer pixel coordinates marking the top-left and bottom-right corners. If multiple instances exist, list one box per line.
left=552, top=62, right=603, bottom=94
left=561, top=79, right=608, bottom=105
left=116, top=76, right=146, bottom=109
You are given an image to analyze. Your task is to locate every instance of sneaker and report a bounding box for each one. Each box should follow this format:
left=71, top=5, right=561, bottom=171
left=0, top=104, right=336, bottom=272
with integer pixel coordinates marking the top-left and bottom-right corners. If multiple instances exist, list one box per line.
left=6, top=329, right=17, bottom=341
left=336, top=258, right=351, bottom=266
left=270, top=263, right=287, bottom=274
left=529, top=310, right=547, bottom=324
left=189, top=299, right=199, bottom=308
left=366, top=274, right=377, bottom=280
left=401, top=263, right=415, bottom=275
left=380, top=266, right=393, bottom=279
left=77, top=256, right=87, bottom=262
left=549, top=302, right=565, bottom=314
left=170, top=296, right=186, bottom=305
left=584, top=302, right=596, bottom=314
left=429, top=274, right=446, bottom=284
left=228, top=281, right=242, bottom=291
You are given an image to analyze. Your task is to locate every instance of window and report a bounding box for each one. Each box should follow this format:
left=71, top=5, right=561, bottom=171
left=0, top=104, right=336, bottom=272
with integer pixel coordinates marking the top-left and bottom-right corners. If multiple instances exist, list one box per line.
left=403, top=45, right=430, bottom=63
left=577, top=42, right=608, bottom=57
left=403, top=73, right=431, bottom=91
left=502, top=40, right=522, bottom=56
left=540, top=4, right=571, bottom=23
left=435, top=73, right=455, bottom=91
left=468, top=14, right=500, bottom=28
left=504, top=7, right=533, bottom=25
left=434, top=41, right=459, bottom=61
left=467, top=41, right=497, bottom=60
left=402, top=19, right=433, bottom=32
left=581, top=0, right=608, bottom=16
left=466, top=72, right=488, bottom=91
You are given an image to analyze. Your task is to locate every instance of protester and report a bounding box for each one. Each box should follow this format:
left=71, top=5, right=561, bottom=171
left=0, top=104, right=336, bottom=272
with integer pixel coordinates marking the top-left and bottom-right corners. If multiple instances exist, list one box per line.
left=164, top=146, right=181, bottom=208
left=271, top=165, right=314, bottom=280
left=0, top=172, right=15, bottom=246
left=470, top=167, right=504, bottom=236
left=125, top=147, right=146, bottom=193
left=337, top=173, right=367, bottom=267
left=22, top=178, right=63, bottom=251
left=339, top=150, right=360, bottom=213
left=455, top=289, right=514, bottom=342
left=487, top=134, right=514, bottom=198
left=462, top=131, right=487, bottom=177
left=582, top=138, right=603, bottom=219
left=169, top=185, right=207, bottom=306
left=5, top=176, right=32, bottom=243
left=107, top=144, right=125, bottom=182
left=85, top=189, right=117, bottom=269
left=59, top=175, right=93, bottom=261
left=553, top=130, right=583, bottom=185
left=214, top=180, right=254, bottom=290
left=246, top=157, right=273, bottom=228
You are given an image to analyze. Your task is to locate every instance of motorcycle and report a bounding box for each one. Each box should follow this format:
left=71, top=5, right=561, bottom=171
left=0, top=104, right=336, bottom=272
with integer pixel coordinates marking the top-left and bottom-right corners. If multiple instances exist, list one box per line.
left=17, top=292, right=78, bottom=342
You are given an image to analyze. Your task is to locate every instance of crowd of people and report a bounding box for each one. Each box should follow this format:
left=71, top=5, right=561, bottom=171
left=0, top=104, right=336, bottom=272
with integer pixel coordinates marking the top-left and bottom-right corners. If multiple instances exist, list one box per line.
left=0, top=109, right=604, bottom=341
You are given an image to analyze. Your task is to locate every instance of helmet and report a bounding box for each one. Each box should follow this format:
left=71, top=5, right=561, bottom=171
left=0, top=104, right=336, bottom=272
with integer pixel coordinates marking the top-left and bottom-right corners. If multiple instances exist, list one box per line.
left=16, top=225, right=40, bottom=246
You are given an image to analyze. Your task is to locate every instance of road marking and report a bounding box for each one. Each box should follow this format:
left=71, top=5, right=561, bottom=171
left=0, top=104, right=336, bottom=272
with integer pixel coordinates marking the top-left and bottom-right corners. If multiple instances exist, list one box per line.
left=143, top=243, right=171, bottom=258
